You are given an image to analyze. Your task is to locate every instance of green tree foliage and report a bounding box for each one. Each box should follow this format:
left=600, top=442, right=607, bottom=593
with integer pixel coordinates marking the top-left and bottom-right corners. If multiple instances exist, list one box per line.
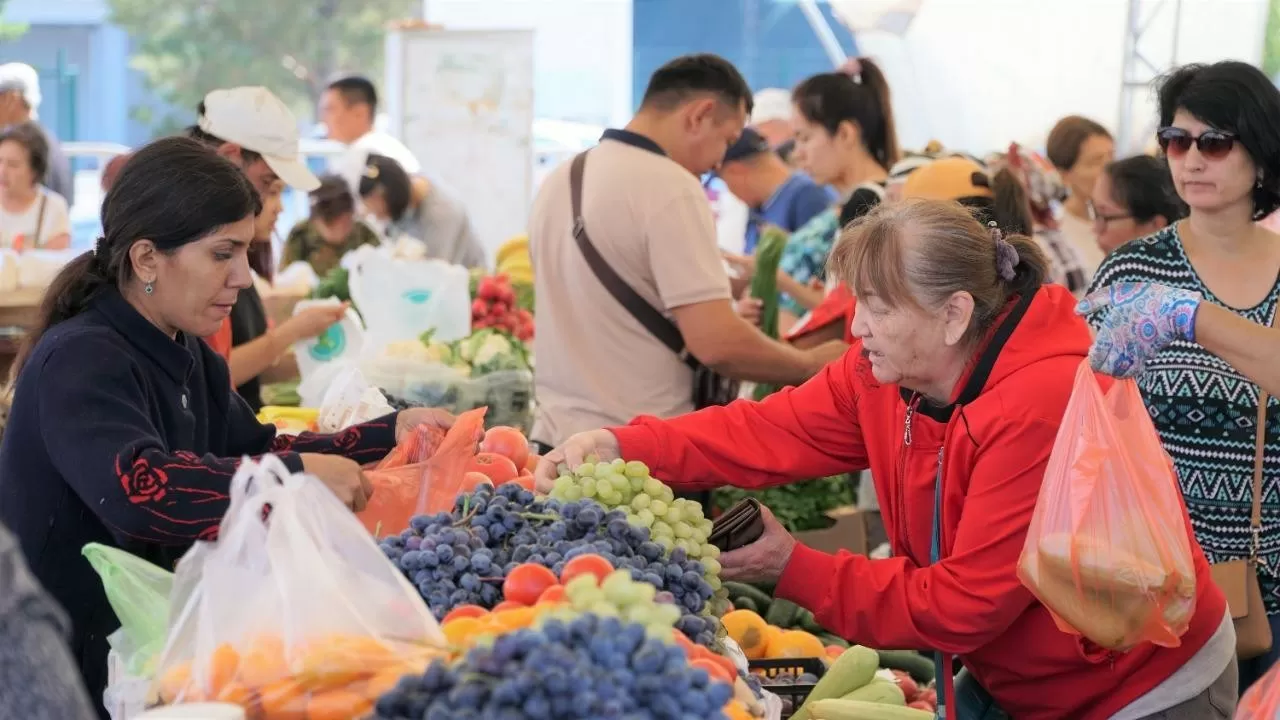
left=107, top=0, right=418, bottom=133
left=1266, top=0, right=1280, bottom=79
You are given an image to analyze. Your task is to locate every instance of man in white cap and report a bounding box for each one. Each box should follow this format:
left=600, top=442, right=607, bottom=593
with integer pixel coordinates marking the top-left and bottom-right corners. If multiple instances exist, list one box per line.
left=749, top=87, right=795, bottom=149
left=187, top=86, right=343, bottom=412
left=0, top=62, right=73, bottom=204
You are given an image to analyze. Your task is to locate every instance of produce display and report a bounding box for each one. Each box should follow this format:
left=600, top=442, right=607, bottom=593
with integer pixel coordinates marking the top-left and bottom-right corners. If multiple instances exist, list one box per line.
left=723, top=584, right=848, bottom=650
left=471, top=273, right=534, bottom=342
left=380, top=475, right=722, bottom=648
left=371, top=615, right=737, bottom=720
left=713, top=475, right=856, bottom=533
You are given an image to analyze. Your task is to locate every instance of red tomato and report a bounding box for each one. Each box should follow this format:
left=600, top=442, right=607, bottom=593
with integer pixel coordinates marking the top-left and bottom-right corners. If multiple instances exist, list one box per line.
left=464, top=453, right=519, bottom=484
left=503, top=565, right=558, bottom=606
left=559, top=554, right=613, bottom=585
left=481, top=427, right=530, bottom=469
left=461, top=472, right=493, bottom=494
left=492, top=600, right=526, bottom=612
left=536, top=584, right=566, bottom=605
left=511, top=475, right=535, bottom=491
left=891, top=670, right=920, bottom=701
left=524, top=454, right=541, bottom=473
left=442, top=605, right=487, bottom=624
left=909, top=700, right=935, bottom=711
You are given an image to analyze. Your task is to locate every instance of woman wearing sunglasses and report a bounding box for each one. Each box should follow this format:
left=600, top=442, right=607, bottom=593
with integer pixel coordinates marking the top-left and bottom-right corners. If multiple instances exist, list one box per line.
left=1088, top=59, right=1280, bottom=691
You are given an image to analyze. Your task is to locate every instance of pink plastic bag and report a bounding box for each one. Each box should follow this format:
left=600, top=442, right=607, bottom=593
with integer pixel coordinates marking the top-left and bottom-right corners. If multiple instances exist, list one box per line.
left=1018, top=361, right=1197, bottom=650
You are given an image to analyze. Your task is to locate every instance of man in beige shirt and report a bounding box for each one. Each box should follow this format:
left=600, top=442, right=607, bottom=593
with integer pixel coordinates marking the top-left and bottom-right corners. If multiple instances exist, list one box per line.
left=529, top=53, right=828, bottom=447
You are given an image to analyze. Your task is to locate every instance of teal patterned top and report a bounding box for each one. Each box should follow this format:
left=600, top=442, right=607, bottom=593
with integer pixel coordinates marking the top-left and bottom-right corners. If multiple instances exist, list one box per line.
left=777, top=208, right=840, bottom=316
left=1088, top=224, right=1280, bottom=614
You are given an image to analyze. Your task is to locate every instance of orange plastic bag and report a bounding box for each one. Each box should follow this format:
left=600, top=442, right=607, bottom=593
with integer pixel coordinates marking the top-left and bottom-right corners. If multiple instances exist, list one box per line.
left=1017, top=361, right=1197, bottom=651
left=1238, top=661, right=1280, bottom=718
left=356, top=408, right=487, bottom=536
left=421, top=407, right=487, bottom=514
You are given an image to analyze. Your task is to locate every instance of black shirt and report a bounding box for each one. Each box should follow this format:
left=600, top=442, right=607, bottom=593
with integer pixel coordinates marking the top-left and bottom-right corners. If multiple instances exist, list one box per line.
left=229, top=284, right=269, bottom=412
left=0, top=287, right=397, bottom=715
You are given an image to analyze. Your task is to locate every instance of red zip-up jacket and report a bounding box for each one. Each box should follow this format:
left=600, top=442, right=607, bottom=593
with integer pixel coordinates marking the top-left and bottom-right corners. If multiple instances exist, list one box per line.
left=612, top=285, right=1225, bottom=719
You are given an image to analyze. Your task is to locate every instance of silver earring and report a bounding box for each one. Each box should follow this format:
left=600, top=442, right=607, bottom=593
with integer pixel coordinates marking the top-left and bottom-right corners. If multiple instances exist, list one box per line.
left=144, top=282, right=154, bottom=295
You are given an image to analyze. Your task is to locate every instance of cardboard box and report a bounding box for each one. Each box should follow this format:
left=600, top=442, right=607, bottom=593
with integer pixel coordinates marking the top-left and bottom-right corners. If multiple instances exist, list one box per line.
left=794, top=505, right=868, bottom=555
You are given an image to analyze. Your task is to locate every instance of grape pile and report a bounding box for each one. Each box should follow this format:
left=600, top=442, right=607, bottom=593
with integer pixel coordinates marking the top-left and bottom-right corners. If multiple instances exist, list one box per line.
left=549, top=460, right=724, bottom=588
left=380, top=485, right=717, bottom=638
left=372, top=615, right=735, bottom=720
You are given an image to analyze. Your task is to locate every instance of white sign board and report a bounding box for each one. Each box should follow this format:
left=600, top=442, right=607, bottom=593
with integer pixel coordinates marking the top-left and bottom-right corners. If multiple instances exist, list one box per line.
left=384, top=28, right=535, bottom=261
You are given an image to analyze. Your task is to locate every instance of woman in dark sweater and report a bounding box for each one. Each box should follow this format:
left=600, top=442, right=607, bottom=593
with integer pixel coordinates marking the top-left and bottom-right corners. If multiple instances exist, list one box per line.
left=0, top=137, right=454, bottom=716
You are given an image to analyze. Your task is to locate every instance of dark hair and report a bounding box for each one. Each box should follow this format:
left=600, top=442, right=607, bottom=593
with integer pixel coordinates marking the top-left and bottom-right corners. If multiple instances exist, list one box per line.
left=1045, top=116, right=1112, bottom=171
left=10, top=137, right=260, bottom=381
left=1157, top=60, right=1280, bottom=219
left=0, top=122, right=49, bottom=183
left=100, top=152, right=131, bottom=192
left=983, top=168, right=1035, bottom=236
left=792, top=59, right=900, bottom=171
left=640, top=54, right=753, bottom=116
left=310, top=174, right=356, bottom=224
left=1104, top=155, right=1186, bottom=225
left=326, top=75, right=378, bottom=114
left=358, top=154, right=412, bottom=223
left=186, top=102, right=263, bottom=165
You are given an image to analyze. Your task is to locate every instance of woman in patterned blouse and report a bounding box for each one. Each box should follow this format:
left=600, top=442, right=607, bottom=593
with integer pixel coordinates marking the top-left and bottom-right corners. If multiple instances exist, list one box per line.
left=1088, top=60, right=1280, bottom=691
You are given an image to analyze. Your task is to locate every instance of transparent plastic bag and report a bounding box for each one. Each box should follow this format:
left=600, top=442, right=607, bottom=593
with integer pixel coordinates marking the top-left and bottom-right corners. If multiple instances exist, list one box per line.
left=84, top=543, right=175, bottom=677
left=455, top=370, right=535, bottom=433
left=347, top=252, right=471, bottom=351
left=149, top=455, right=446, bottom=716
left=316, top=365, right=393, bottom=433
left=1018, top=361, right=1197, bottom=651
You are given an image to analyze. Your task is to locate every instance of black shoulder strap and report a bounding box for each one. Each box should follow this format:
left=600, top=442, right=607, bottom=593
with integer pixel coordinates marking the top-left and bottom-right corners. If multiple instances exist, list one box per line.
left=569, top=151, right=695, bottom=368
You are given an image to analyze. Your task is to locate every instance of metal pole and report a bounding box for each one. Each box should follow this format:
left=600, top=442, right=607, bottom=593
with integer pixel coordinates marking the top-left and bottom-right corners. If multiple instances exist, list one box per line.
left=796, top=0, right=849, bottom=68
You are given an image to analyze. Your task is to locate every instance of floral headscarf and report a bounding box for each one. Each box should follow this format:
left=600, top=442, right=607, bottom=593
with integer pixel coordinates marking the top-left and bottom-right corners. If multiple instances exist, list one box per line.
left=984, top=143, right=1068, bottom=230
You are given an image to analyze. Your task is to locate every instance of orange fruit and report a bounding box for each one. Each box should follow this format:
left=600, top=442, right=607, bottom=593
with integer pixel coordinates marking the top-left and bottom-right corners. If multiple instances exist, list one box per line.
left=257, top=678, right=308, bottom=720
left=765, top=629, right=826, bottom=659
left=240, top=634, right=289, bottom=687
left=207, top=643, right=241, bottom=696
left=491, top=606, right=538, bottom=632
left=443, top=604, right=488, bottom=624
left=306, top=689, right=374, bottom=720
left=720, top=610, right=769, bottom=659
left=442, top=617, right=485, bottom=647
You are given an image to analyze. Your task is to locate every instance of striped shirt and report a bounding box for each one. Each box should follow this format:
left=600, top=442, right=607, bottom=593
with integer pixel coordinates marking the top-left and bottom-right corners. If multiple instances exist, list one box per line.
left=1088, top=224, right=1280, bottom=613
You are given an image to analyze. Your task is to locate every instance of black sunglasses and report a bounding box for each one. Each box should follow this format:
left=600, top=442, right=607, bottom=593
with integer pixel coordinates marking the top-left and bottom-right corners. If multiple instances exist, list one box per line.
left=1156, top=127, right=1238, bottom=159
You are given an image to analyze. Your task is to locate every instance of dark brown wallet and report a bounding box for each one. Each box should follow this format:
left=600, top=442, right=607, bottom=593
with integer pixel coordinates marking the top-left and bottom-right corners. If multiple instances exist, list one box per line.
left=709, top=498, right=765, bottom=552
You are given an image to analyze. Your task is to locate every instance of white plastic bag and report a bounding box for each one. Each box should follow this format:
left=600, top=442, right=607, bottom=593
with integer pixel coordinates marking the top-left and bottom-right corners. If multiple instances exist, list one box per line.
left=348, top=252, right=471, bottom=350
left=149, top=455, right=445, bottom=715
left=291, top=298, right=366, bottom=385
left=317, top=365, right=394, bottom=433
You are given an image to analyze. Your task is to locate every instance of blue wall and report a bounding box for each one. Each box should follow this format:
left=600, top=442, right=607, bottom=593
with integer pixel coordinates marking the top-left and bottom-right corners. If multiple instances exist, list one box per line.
left=632, top=0, right=858, bottom=107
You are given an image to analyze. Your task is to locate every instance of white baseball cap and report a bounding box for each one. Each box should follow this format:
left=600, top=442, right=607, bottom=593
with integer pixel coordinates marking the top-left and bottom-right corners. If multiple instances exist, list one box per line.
left=198, top=86, right=320, bottom=192
left=750, top=88, right=793, bottom=126
left=0, top=63, right=41, bottom=111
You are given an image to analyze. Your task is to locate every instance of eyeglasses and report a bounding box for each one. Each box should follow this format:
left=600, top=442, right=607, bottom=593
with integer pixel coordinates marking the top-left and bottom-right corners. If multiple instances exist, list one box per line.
left=1156, top=127, right=1238, bottom=159
left=1086, top=199, right=1133, bottom=229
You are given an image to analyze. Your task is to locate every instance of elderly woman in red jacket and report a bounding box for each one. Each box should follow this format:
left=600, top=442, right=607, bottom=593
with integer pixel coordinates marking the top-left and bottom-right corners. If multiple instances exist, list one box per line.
left=537, top=198, right=1233, bottom=719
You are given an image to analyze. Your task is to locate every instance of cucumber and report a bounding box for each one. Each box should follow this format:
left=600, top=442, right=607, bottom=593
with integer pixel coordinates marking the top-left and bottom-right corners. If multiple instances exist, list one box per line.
left=751, top=227, right=788, bottom=400
left=818, top=633, right=849, bottom=649
left=734, top=596, right=760, bottom=614
left=798, top=609, right=825, bottom=634
left=723, top=581, right=773, bottom=611
left=876, top=649, right=936, bottom=684
left=808, top=699, right=932, bottom=720
left=791, top=645, right=879, bottom=720
left=766, top=598, right=803, bottom=628
left=840, top=679, right=905, bottom=705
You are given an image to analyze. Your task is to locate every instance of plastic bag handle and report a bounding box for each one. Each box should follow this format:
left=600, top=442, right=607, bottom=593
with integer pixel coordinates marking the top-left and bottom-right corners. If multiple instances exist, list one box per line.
left=1251, top=306, right=1276, bottom=560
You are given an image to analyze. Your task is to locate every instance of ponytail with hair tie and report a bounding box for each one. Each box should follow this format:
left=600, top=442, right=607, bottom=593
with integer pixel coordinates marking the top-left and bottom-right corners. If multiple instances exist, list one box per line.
left=839, top=57, right=864, bottom=83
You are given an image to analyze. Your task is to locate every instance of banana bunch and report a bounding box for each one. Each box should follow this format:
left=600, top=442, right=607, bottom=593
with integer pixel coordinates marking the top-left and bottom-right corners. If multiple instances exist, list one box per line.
left=496, top=235, right=532, bottom=285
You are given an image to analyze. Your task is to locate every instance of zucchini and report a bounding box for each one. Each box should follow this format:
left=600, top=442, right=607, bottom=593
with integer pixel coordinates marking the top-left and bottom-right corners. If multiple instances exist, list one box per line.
left=724, top=581, right=774, bottom=611
left=876, top=649, right=936, bottom=684
left=734, top=596, right=760, bottom=614
left=798, top=609, right=825, bottom=634
left=791, top=645, right=880, bottom=720
left=765, top=597, right=803, bottom=628
left=751, top=227, right=788, bottom=401
left=818, top=633, right=849, bottom=649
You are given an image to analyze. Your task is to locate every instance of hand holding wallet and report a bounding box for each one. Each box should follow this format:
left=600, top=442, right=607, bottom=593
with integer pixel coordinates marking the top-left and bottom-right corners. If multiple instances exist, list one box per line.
left=709, top=498, right=765, bottom=552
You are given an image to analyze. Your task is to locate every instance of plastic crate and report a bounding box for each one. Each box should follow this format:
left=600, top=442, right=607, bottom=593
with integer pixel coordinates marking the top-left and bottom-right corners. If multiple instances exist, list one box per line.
left=749, top=657, right=826, bottom=718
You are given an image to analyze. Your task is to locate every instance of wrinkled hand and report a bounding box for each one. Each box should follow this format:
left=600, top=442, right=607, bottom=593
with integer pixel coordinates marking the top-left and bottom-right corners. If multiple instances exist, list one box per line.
left=1076, top=282, right=1202, bottom=378
left=394, top=408, right=462, bottom=444
left=534, top=430, right=621, bottom=492
left=719, top=505, right=798, bottom=584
